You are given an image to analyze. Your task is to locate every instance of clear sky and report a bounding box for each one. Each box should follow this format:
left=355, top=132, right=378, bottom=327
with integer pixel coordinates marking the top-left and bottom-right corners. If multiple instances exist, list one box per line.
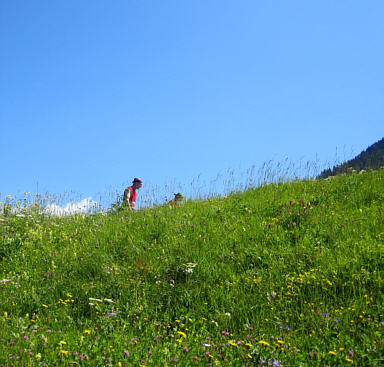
left=1, top=0, right=383, bottom=209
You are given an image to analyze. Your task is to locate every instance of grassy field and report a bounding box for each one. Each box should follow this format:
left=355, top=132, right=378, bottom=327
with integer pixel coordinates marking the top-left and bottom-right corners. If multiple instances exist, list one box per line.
left=1, top=169, right=383, bottom=366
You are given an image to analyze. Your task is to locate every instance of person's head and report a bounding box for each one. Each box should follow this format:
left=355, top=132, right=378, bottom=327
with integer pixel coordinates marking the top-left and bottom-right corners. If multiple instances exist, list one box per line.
left=174, top=193, right=184, bottom=201
left=132, top=177, right=143, bottom=189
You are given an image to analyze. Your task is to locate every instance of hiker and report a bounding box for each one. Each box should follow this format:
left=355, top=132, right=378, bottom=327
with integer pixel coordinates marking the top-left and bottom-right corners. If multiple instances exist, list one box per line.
left=123, top=177, right=142, bottom=211
left=167, top=193, right=184, bottom=206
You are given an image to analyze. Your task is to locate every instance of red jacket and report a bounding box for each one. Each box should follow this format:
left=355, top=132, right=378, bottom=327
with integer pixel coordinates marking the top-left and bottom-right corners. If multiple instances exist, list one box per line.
left=125, top=186, right=137, bottom=207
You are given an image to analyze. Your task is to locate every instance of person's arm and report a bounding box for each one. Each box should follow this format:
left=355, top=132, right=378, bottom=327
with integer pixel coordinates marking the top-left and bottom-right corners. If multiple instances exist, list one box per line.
left=123, top=188, right=133, bottom=210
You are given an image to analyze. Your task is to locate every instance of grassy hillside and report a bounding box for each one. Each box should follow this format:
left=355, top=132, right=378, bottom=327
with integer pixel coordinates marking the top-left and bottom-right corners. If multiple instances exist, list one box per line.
left=1, top=169, right=384, bottom=366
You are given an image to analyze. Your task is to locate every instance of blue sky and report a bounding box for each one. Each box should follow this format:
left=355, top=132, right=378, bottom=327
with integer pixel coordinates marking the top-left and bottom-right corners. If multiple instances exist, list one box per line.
left=1, top=0, right=383, bottom=208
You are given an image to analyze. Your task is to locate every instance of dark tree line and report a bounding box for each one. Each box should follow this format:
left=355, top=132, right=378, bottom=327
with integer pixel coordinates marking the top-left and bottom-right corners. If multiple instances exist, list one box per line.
left=318, top=137, right=384, bottom=178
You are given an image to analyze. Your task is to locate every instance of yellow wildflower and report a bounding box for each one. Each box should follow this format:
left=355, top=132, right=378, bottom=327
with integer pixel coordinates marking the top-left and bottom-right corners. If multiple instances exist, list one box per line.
left=259, top=340, right=270, bottom=347
left=177, top=331, right=187, bottom=338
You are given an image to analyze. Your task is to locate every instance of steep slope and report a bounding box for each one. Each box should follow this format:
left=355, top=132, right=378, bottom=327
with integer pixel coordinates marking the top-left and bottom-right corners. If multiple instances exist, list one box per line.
left=1, top=169, right=384, bottom=366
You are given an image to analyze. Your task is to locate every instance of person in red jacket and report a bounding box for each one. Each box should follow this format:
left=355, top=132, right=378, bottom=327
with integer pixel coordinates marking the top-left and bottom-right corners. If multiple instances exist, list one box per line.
left=123, top=177, right=142, bottom=211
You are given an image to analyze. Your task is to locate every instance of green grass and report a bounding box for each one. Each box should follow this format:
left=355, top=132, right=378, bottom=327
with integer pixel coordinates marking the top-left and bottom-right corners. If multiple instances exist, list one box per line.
left=1, top=169, right=383, bottom=366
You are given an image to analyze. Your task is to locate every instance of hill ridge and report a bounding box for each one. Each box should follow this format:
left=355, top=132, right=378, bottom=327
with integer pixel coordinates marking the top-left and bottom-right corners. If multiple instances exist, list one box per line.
left=319, top=137, right=384, bottom=178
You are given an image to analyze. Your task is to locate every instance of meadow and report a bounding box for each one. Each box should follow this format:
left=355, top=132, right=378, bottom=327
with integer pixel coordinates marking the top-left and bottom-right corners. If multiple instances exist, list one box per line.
left=0, top=169, right=383, bottom=366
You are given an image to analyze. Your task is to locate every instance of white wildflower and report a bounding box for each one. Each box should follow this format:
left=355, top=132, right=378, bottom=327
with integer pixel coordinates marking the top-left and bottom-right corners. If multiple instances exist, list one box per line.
left=182, top=263, right=197, bottom=274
